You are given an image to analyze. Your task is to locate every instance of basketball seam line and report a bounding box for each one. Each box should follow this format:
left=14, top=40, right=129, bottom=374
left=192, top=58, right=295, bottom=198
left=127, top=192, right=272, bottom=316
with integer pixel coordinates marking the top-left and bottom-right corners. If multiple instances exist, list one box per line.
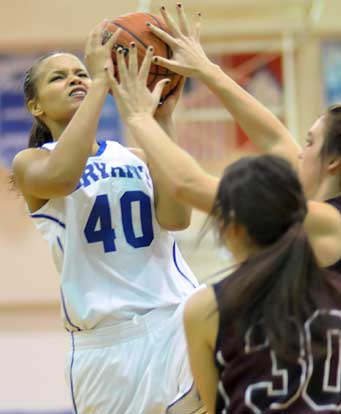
left=112, top=16, right=176, bottom=92
left=146, top=13, right=163, bottom=28
left=112, top=22, right=149, bottom=49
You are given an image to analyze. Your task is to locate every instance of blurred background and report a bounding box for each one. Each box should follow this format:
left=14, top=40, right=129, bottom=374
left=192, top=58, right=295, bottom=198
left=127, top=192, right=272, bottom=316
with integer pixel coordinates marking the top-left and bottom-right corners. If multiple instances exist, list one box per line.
left=1, top=0, right=341, bottom=412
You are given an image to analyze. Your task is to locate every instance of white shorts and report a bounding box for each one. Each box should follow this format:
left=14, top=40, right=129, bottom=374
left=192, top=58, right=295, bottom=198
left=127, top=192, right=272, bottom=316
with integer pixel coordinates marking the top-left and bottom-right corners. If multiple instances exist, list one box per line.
left=65, top=303, right=206, bottom=414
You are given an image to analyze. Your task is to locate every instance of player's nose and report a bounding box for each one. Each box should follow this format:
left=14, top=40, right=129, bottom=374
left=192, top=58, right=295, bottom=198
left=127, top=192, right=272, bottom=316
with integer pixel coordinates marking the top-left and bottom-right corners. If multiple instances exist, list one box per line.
left=69, top=75, right=84, bottom=86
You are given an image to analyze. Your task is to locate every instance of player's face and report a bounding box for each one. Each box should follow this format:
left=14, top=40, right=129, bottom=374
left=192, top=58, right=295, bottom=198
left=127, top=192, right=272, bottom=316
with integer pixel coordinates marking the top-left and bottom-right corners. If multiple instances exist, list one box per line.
left=298, top=115, right=326, bottom=199
left=32, top=53, right=91, bottom=124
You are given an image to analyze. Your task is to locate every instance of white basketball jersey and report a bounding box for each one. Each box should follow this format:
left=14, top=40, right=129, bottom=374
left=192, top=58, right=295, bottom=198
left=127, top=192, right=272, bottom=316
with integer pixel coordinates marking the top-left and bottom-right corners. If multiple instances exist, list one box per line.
left=31, top=140, right=198, bottom=331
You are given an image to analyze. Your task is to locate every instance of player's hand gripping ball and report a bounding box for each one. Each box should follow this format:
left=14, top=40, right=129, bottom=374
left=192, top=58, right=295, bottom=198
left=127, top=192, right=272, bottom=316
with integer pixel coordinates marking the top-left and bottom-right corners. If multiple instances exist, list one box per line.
left=103, top=12, right=183, bottom=102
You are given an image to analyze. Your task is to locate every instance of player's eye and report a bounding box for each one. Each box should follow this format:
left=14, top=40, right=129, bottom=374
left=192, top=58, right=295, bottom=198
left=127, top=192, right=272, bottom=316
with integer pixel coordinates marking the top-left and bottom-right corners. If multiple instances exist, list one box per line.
left=78, top=72, right=89, bottom=78
left=49, top=75, right=63, bottom=82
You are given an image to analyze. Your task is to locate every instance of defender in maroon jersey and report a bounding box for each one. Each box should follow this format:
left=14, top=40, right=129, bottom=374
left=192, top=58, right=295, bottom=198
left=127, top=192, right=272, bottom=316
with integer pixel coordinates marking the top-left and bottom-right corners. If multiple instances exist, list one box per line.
left=214, top=272, right=341, bottom=414
left=183, top=156, right=341, bottom=414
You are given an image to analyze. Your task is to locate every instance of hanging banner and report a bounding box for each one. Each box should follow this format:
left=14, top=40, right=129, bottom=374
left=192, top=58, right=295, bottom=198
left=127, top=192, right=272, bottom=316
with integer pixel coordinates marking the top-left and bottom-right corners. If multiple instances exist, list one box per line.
left=321, top=41, right=341, bottom=106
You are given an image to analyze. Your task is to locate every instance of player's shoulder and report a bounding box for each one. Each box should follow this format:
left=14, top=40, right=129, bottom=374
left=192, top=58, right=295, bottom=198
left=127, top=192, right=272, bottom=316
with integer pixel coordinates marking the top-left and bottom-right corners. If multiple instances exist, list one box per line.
left=186, top=285, right=215, bottom=311
left=306, top=200, right=341, bottom=266
left=184, top=287, right=216, bottom=327
left=101, top=141, right=146, bottom=162
left=12, top=147, right=49, bottom=175
left=184, top=286, right=219, bottom=350
left=306, top=200, right=341, bottom=230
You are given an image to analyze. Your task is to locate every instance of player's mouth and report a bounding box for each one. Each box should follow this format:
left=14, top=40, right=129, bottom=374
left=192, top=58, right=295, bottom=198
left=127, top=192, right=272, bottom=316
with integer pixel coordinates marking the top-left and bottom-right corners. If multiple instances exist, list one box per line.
left=69, top=87, right=88, bottom=99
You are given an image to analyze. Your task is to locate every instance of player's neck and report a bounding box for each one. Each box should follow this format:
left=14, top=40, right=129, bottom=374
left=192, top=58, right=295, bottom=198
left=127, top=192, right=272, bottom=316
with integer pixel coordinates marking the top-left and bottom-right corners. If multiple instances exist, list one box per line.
left=313, top=175, right=340, bottom=202
left=47, top=120, right=69, bottom=141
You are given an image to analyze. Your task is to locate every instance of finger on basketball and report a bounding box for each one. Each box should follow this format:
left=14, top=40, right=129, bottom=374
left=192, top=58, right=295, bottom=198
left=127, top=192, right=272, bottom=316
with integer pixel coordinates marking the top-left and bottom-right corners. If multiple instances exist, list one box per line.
left=148, top=24, right=177, bottom=48
left=160, top=6, right=182, bottom=37
left=93, top=19, right=108, bottom=34
left=93, top=20, right=109, bottom=47
left=128, top=42, right=138, bottom=77
left=153, top=56, right=175, bottom=72
left=173, top=76, right=186, bottom=98
left=104, top=12, right=183, bottom=101
left=192, top=12, right=202, bottom=41
left=116, top=48, right=128, bottom=84
left=88, top=23, right=102, bottom=49
left=139, top=46, right=154, bottom=84
left=152, top=79, right=170, bottom=103
left=105, top=67, right=119, bottom=93
left=106, top=28, right=121, bottom=50
left=176, top=3, right=190, bottom=36
left=84, top=32, right=93, bottom=56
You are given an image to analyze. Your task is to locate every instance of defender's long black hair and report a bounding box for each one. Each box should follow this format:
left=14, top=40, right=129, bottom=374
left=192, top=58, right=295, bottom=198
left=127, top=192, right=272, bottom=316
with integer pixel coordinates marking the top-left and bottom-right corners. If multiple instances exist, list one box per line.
left=211, top=155, right=338, bottom=361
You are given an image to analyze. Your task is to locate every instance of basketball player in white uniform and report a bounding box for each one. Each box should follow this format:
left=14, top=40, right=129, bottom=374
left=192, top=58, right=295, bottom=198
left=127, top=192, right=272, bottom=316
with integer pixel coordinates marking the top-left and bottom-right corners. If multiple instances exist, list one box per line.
left=12, top=22, right=205, bottom=414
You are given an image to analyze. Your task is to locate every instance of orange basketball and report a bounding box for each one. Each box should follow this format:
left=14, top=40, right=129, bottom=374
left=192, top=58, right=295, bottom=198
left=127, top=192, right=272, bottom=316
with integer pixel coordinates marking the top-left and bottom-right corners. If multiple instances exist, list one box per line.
left=103, top=12, right=182, bottom=102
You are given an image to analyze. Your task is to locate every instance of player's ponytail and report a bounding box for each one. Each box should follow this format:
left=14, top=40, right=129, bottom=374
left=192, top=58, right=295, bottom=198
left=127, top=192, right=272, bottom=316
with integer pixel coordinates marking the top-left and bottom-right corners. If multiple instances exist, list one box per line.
left=28, top=119, right=53, bottom=148
left=210, top=155, right=338, bottom=361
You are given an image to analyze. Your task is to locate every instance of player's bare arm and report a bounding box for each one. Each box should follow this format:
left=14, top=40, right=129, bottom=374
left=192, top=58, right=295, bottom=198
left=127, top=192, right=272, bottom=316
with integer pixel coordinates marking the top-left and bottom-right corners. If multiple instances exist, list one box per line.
left=184, top=286, right=219, bottom=414
left=13, top=23, right=120, bottom=201
left=149, top=4, right=300, bottom=167
left=129, top=146, right=191, bottom=230
left=148, top=77, right=192, bottom=230
left=106, top=41, right=219, bottom=214
left=305, top=201, right=341, bottom=266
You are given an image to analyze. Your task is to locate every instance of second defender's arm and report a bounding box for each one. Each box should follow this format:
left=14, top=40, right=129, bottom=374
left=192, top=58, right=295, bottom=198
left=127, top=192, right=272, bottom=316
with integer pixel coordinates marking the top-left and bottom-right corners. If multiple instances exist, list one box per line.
left=197, top=61, right=301, bottom=166
left=127, top=113, right=218, bottom=214
left=149, top=6, right=301, bottom=167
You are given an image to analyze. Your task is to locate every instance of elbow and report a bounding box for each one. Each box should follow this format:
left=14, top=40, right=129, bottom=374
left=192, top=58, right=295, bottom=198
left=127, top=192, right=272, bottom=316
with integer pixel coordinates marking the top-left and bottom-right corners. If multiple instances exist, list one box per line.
left=55, top=180, right=79, bottom=196
left=176, top=215, right=191, bottom=230
left=157, top=209, right=192, bottom=231
left=43, top=171, right=80, bottom=197
left=44, top=160, right=84, bottom=197
left=171, top=177, right=194, bottom=205
left=163, top=215, right=191, bottom=231
left=33, top=179, right=78, bottom=199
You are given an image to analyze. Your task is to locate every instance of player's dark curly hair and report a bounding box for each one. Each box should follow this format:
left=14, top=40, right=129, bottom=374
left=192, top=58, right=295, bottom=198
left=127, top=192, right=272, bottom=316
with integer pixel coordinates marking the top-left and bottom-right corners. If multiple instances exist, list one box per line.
left=211, top=155, right=339, bottom=362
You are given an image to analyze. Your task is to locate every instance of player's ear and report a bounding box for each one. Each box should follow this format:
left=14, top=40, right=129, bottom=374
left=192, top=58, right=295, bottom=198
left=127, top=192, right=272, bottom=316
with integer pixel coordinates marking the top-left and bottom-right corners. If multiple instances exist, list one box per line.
left=27, top=98, right=44, bottom=117
left=327, top=157, right=341, bottom=175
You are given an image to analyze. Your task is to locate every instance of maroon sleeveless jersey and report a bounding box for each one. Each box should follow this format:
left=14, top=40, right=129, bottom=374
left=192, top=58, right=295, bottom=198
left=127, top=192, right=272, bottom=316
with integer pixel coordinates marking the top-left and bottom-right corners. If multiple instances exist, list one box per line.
left=326, top=196, right=341, bottom=274
left=213, top=273, right=341, bottom=414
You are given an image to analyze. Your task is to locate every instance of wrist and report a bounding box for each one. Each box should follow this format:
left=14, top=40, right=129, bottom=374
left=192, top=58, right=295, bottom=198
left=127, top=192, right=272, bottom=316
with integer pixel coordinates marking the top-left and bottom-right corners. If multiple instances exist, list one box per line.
left=155, top=115, right=176, bottom=138
left=154, top=112, right=173, bottom=125
left=126, top=113, right=154, bottom=125
left=90, top=77, right=109, bottom=90
left=196, top=61, right=221, bottom=83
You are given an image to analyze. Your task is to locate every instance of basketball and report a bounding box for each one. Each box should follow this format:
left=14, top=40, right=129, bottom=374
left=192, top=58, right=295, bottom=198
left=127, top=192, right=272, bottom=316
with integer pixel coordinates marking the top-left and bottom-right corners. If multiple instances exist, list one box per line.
left=103, top=12, right=182, bottom=102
